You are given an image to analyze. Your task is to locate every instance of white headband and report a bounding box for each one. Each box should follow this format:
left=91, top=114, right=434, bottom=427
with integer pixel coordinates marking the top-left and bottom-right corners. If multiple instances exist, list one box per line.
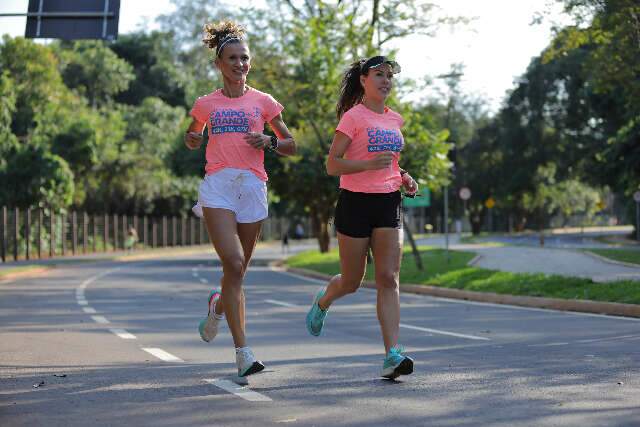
left=216, top=36, right=242, bottom=56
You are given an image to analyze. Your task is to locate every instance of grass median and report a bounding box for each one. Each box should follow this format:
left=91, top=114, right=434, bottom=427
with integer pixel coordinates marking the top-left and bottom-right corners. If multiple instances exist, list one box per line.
left=588, top=249, right=640, bottom=266
left=286, top=246, right=640, bottom=305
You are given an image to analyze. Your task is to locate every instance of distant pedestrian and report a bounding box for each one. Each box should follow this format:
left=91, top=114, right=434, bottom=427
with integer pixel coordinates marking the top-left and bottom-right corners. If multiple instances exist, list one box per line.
left=281, top=231, right=289, bottom=254
left=305, top=56, right=418, bottom=380
left=294, top=223, right=304, bottom=239
left=125, top=226, right=138, bottom=252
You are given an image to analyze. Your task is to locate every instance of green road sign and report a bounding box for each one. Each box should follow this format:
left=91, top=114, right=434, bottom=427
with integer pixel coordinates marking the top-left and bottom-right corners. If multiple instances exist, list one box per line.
left=403, top=189, right=430, bottom=207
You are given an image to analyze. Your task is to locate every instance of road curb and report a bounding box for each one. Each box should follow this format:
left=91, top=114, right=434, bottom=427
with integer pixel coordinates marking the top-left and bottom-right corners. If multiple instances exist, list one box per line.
left=282, top=266, right=640, bottom=319
left=583, top=250, right=640, bottom=269
left=467, top=254, right=482, bottom=266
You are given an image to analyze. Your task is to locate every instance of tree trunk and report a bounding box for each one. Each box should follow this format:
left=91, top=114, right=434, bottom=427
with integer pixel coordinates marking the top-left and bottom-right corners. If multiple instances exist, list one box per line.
left=311, top=209, right=331, bottom=253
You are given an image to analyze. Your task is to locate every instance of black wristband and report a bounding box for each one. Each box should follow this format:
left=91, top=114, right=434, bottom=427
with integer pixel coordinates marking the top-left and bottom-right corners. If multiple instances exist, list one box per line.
left=268, top=135, right=278, bottom=151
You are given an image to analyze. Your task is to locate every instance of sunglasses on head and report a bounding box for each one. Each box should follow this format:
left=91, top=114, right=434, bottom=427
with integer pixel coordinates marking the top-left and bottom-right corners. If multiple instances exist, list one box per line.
left=361, top=56, right=402, bottom=74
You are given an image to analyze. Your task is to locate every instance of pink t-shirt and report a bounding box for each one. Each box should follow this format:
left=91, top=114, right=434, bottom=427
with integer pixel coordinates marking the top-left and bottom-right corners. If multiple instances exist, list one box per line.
left=189, top=87, right=284, bottom=181
left=335, top=103, right=404, bottom=193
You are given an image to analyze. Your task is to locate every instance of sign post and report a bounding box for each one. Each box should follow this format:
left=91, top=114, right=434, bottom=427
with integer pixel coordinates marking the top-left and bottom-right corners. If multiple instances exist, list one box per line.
left=485, top=197, right=495, bottom=232
left=634, top=191, right=640, bottom=241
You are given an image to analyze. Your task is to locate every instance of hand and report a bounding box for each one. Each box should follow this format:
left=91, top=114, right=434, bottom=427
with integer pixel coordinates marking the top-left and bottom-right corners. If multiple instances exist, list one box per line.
left=184, top=132, right=203, bottom=150
left=368, top=152, right=394, bottom=170
left=402, top=173, right=419, bottom=195
left=244, top=132, right=269, bottom=150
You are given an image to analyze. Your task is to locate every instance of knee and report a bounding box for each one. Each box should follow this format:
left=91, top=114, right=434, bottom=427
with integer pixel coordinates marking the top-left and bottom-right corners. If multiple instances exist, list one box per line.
left=376, top=271, right=399, bottom=290
left=223, top=256, right=246, bottom=280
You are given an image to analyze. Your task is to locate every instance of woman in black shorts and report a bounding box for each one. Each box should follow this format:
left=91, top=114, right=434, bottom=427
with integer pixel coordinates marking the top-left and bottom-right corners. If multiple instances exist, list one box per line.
left=305, top=56, right=419, bottom=379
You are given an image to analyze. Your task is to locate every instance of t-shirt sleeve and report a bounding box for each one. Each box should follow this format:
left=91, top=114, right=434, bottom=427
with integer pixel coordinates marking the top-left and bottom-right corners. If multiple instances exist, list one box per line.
left=189, top=97, right=208, bottom=124
left=262, top=94, right=284, bottom=122
left=335, top=111, right=357, bottom=140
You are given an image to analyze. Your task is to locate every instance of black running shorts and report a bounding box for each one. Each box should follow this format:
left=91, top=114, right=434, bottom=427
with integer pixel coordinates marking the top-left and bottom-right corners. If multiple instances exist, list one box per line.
left=334, top=189, right=402, bottom=238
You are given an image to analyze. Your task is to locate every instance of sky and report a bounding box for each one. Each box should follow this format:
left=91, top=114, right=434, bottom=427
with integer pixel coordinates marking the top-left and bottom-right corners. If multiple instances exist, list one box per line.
left=0, top=0, right=573, bottom=113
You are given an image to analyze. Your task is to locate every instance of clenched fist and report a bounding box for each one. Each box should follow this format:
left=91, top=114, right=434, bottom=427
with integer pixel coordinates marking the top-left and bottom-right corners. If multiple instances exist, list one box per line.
left=368, top=152, right=394, bottom=170
left=184, top=132, right=203, bottom=150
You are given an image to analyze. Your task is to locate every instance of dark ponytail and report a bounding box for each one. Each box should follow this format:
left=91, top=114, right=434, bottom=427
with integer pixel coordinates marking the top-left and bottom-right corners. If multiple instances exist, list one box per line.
left=336, top=59, right=367, bottom=120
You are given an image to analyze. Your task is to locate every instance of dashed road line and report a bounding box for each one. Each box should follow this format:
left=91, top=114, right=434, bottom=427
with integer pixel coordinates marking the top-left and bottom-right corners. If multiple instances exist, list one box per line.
left=399, top=323, right=490, bottom=341
left=142, top=347, right=183, bottom=362
left=204, top=379, right=272, bottom=402
left=91, top=315, right=110, bottom=324
left=264, top=299, right=298, bottom=308
left=109, top=328, right=137, bottom=340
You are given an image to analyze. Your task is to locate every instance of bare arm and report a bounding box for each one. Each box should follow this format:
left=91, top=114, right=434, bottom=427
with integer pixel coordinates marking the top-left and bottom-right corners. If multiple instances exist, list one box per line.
left=184, top=118, right=206, bottom=150
left=326, top=131, right=394, bottom=176
left=243, top=113, right=297, bottom=156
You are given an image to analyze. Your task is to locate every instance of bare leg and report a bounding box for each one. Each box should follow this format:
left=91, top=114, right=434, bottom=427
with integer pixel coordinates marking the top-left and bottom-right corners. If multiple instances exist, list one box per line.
left=371, top=228, right=402, bottom=354
left=317, top=232, right=369, bottom=309
left=202, top=208, right=262, bottom=348
left=212, top=221, right=261, bottom=329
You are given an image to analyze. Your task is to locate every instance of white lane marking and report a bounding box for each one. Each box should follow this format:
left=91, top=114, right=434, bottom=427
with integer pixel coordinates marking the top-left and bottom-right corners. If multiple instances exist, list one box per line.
left=142, top=348, right=183, bottom=362
left=77, top=299, right=88, bottom=306
left=91, top=315, right=110, bottom=324
left=192, top=272, right=199, bottom=277
left=199, top=278, right=208, bottom=284
left=264, top=299, right=298, bottom=308
left=576, top=334, right=640, bottom=344
left=204, top=379, right=272, bottom=402
left=271, top=268, right=327, bottom=284
left=110, top=328, right=136, bottom=339
left=83, top=307, right=97, bottom=314
left=528, top=342, right=570, bottom=347
left=399, top=323, right=490, bottom=341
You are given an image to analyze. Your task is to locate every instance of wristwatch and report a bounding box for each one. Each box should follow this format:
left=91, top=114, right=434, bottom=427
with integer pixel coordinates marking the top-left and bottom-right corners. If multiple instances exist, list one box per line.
left=268, top=135, right=278, bottom=151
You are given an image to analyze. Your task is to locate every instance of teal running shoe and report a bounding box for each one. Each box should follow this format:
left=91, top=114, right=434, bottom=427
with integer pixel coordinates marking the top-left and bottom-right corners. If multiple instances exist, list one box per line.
left=381, top=345, right=414, bottom=379
left=306, top=288, right=328, bottom=336
left=198, top=290, right=223, bottom=342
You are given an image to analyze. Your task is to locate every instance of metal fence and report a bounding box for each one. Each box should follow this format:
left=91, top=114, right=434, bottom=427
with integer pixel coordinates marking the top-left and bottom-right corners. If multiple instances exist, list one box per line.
left=0, top=206, right=295, bottom=263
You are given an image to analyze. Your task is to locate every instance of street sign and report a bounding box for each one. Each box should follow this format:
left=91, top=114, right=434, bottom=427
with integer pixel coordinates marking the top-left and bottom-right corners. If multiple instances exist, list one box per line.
left=24, top=0, right=121, bottom=40
left=634, top=191, right=640, bottom=203
left=459, top=187, right=471, bottom=201
left=403, top=189, right=430, bottom=207
left=485, top=197, right=495, bottom=209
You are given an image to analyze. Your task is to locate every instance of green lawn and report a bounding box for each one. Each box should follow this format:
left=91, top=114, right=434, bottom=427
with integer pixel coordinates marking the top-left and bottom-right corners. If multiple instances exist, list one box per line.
left=287, top=246, right=640, bottom=305
left=588, top=249, right=640, bottom=266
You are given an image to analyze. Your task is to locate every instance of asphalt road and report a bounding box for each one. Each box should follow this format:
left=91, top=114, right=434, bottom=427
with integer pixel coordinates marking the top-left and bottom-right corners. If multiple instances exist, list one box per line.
left=1, top=253, right=639, bottom=426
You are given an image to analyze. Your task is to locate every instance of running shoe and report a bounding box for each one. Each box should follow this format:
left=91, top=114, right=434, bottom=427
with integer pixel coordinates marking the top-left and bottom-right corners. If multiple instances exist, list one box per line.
left=381, top=345, right=414, bottom=379
left=306, top=288, right=328, bottom=336
left=236, top=347, right=265, bottom=377
left=198, top=290, right=223, bottom=342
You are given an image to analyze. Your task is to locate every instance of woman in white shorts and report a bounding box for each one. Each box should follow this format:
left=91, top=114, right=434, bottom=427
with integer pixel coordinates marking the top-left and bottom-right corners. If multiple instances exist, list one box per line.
left=184, top=20, right=296, bottom=379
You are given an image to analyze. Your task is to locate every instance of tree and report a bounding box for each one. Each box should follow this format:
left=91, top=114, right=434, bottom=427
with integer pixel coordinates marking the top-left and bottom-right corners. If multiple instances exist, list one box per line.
left=57, top=41, right=135, bottom=109
left=110, top=31, right=189, bottom=108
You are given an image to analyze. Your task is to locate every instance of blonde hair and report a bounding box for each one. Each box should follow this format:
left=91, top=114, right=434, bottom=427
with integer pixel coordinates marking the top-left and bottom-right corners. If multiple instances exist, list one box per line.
left=202, top=20, right=247, bottom=57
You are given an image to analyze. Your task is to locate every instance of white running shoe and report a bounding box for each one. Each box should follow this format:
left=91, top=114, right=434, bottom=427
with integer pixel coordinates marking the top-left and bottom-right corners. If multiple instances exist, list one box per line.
left=198, top=290, right=223, bottom=343
left=236, top=347, right=265, bottom=377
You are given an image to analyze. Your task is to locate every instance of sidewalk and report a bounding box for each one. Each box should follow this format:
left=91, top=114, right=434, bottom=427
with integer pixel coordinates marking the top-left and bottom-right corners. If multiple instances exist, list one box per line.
left=0, top=239, right=319, bottom=274
left=416, top=235, right=640, bottom=283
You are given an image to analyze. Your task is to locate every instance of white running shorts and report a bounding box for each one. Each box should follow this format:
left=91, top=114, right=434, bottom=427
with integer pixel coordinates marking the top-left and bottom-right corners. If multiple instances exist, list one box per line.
left=192, top=168, right=268, bottom=223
